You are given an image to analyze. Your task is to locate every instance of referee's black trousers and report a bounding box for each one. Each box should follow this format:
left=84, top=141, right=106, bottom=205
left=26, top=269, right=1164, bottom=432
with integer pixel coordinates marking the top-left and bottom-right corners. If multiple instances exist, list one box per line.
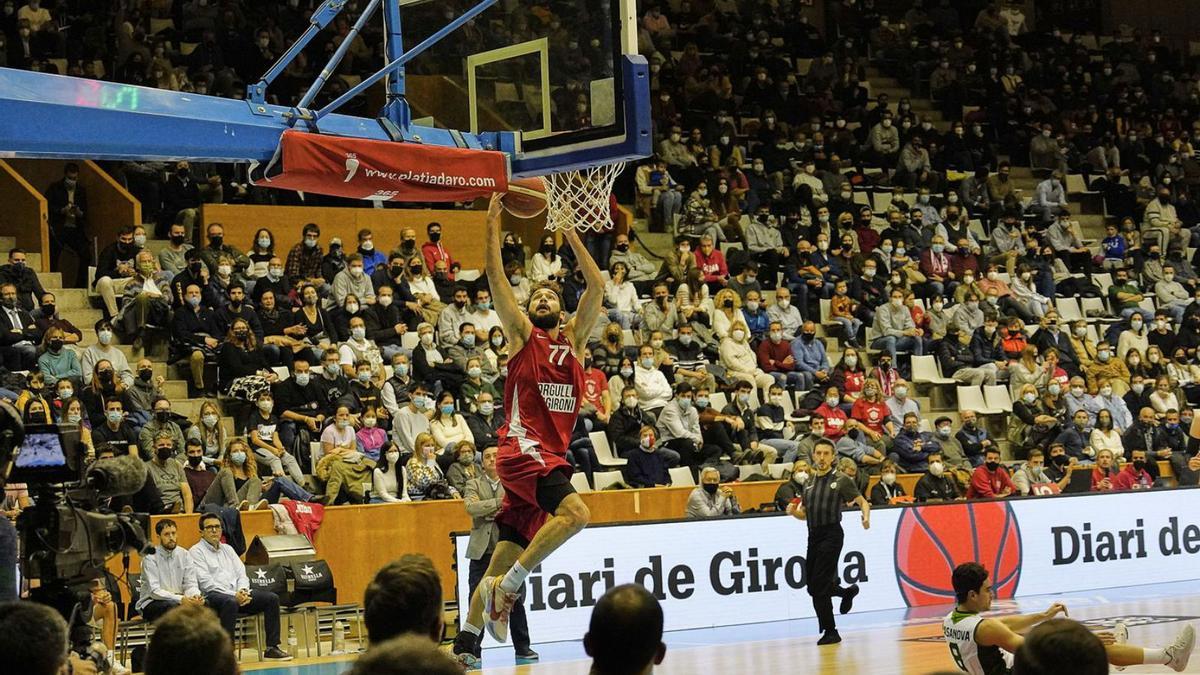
left=807, top=523, right=849, bottom=633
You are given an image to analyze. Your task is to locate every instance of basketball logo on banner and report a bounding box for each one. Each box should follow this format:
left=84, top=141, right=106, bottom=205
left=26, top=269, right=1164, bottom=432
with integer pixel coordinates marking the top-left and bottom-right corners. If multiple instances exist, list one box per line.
left=894, top=502, right=1022, bottom=606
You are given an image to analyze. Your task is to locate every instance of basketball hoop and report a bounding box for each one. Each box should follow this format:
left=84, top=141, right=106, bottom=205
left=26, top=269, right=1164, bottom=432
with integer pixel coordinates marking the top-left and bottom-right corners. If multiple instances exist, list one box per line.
left=541, top=162, right=626, bottom=232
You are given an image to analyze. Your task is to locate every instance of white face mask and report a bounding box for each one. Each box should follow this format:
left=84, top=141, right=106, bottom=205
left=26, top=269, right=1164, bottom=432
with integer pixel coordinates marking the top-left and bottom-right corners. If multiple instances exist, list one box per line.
left=420, top=333, right=433, bottom=346
left=792, top=471, right=809, bottom=485
left=386, top=452, right=400, bottom=463
left=882, top=472, right=896, bottom=486
left=731, top=330, right=746, bottom=342
left=845, top=356, right=858, bottom=368
left=778, top=299, right=790, bottom=309
left=929, top=462, right=944, bottom=477
left=624, top=396, right=639, bottom=408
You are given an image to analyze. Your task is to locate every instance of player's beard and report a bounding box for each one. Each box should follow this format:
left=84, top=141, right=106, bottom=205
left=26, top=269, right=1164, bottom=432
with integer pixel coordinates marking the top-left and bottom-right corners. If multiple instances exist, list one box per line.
left=530, top=311, right=559, bottom=330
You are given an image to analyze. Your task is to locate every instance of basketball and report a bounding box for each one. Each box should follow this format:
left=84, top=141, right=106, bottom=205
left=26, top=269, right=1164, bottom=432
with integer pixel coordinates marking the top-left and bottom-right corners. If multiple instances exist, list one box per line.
left=501, top=176, right=548, bottom=219
left=894, top=502, right=1021, bottom=607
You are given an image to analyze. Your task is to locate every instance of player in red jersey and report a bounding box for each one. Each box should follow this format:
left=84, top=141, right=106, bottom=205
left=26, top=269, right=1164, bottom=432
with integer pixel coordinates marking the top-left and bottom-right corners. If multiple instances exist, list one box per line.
left=454, top=194, right=605, bottom=667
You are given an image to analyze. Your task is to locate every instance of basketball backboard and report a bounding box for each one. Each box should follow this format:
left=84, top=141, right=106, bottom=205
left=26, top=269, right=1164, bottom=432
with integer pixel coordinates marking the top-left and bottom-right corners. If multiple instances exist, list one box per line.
left=407, top=0, right=650, bottom=175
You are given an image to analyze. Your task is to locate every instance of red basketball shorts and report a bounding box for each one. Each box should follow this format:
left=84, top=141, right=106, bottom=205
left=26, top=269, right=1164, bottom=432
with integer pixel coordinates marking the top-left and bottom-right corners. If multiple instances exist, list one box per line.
left=494, top=437, right=573, bottom=544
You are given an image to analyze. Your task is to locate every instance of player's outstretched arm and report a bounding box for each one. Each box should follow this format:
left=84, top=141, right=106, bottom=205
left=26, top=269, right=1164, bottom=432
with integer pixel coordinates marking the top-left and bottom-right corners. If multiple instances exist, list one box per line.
left=486, top=194, right=532, bottom=351
left=998, top=603, right=1067, bottom=634
left=563, top=227, right=605, bottom=354
left=976, top=617, right=1026, bottom=654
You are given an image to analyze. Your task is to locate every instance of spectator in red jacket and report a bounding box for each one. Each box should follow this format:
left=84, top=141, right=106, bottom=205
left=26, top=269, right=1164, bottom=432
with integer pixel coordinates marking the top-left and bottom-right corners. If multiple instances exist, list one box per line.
left=421, top=222, right=458, bottom=281
left=757, top=320, right=803, bottom=389
left=967, top=448, right=1014, bottom=499
left=694, top=234, right=728, bottom=292
left=1112, top=448, right=1154, bottom=490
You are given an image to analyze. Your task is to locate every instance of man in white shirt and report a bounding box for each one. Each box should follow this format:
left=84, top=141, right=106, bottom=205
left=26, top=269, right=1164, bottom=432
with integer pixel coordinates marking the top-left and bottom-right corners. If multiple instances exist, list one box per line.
left=466, top=288, right=501, bottom=335
left=137, top=519, right=204, bottom=622
left=766, top=287, right=803, bottom=340
left=393, top=382, right=433, bottom=452
left=634, top=344, right=673, bottom=418
left=189, top=513, right=292, bottom=660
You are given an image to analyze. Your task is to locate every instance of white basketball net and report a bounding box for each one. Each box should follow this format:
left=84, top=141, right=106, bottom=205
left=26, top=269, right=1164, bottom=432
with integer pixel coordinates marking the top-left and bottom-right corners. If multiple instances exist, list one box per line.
left=541, top=162, right=626, bottom=232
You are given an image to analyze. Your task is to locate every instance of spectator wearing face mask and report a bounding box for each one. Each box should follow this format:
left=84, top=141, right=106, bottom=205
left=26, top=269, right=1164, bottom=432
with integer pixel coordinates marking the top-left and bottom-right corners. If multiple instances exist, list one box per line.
left=633, top=345, right=673, bottom=419
left=1107, top=267, right=1155, bottom=323
left=1013, top=449, right=1072, bottom=496
left=1085, top=342, right=1130, bottom=395
left=81, top=319, right=133, bottom=388
left=892, top=412, right=938, bottom=473
left=914, top=452, right=959, bottom=502
left=1112, top=448, right=1154, bottom=490
left=869, top=460, right=907, bottom=505
left=139, top=396, right=185, bottom=459
left=686, top=466, right=740, bottom=519
left=773, top=460, right=810, bottom=509
left=421, top=222, right=458, bottom=281
left=444, top=441, right=480, bottom=496
left=1155, top=264, right=1191, bottom=323
left=217, top=318, right=277, bottom=403
left=333, top=253, right=376, bottom=308
left=967, top=449, right=1014, bottom=499
left=720, top=321, right=775, bottom=391
left=371, top=443, right=408, bottom=503
left=247, top=390, right=305, bottom=485
left=1117, top=316, right=1150, bottom=361
left=625, top=426, right=671, bottom=488
left=285, top=223, right=325, bottom=290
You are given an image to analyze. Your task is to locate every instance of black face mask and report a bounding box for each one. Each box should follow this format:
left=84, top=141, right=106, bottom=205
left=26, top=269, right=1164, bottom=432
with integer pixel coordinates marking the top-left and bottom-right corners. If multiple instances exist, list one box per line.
left=703, top=483, right=718, bottom=495
left=234, top=330, right=249, bottom=340
left=429, top=232, right=442, bottom=243
left=209, top=235, right=223, bottom=248
left=391, top=265, right=404, bottom=277
left=139, top=369, right=153, bottom=382
left=616, top=243, right=629, bottom=252
left=409, top=266, right=423, bottom=276
left=170, top=234, right=186, bottom=246
left=187, top=455, right=203, bottom=467
left=98, top=370, right=114, bottom=383
left=1052, top=454, right=1069, bottom=466
left=188, top=262, right=202, bottom=275
left=1133, top=459, right=1146, bottom=471
left=41, top=304, right=55, bottom=317
left=403, top=239, right=416, bottom=249
left=802, top=332, right=815, bottom=342
left=48, top=339, right=63, bottom=351
left=985, top=461, right=999, bottom=472
left=156, top=447, right=173, bottom=461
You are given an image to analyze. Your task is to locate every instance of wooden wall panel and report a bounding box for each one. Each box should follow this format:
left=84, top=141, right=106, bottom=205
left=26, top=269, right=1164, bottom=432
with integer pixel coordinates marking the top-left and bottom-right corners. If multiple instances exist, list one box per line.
left=202, top=203, right=551, bottom=273
left=0, top=161, right=49, bottom=267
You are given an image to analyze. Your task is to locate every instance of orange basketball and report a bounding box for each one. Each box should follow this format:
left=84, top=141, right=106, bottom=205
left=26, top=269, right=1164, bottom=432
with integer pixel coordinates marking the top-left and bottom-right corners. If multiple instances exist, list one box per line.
left=894, top=502, right=1021, bottom=607
left=501, top=176, right=548, bottom=218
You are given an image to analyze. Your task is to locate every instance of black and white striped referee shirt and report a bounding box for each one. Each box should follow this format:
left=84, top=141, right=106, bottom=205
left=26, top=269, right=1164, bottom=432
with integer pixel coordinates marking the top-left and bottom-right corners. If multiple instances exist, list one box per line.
left=801, top=470, right=861, bottom=527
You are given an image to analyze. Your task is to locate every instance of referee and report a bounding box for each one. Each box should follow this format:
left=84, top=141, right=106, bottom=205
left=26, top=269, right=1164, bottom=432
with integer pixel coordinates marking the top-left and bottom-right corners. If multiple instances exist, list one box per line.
left=788, top=439, right=870, bottom=645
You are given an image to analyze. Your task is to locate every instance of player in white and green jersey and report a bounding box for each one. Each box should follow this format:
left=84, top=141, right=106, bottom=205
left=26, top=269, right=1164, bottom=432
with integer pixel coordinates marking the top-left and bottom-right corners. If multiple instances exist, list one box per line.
left=945, top=562, right=1194, bottom=674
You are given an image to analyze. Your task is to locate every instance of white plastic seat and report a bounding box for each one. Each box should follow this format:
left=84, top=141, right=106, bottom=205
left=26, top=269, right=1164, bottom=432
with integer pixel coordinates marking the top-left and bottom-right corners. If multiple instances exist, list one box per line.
left=593, top=471, right=624, bottom=490
left=668, top=466, right=695, bottom=487
left=983, top=385, right=1013, bottom=413
left=957, top=386, right=1002, bottom=415
left=401, top=332, right=420, bottom=350
left=709, top=392, right=729, bottom=411
left=590, top=431, right=627, bottom=467
left=912, top=355, right=955, bottom=385
left=570, top=472, right=592, bottom=493
left=1055, top=297, right=1082, bottom=321
left=737, top=465, right=758, bottom=480
left=457, top=269, right=482, bottom=282
left=767, top=463, right=789, bottom=479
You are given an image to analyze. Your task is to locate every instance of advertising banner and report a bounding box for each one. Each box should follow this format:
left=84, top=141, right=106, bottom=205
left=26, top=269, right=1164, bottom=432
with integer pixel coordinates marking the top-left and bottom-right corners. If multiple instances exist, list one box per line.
left=252, top=130, right=509, bottom=202
left=454, top=489, right=1200, bottom=645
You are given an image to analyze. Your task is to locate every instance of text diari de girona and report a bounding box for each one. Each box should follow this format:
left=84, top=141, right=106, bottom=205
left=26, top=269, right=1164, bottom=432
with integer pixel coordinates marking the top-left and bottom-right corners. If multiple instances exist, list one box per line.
left=1051, top=516, right=1200, bottom=564
left=523, top=549, right=869, bottom=612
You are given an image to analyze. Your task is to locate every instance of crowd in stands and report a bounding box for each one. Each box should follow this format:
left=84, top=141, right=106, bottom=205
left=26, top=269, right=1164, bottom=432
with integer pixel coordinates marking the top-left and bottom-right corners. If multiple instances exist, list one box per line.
left=3, top=0, right=1200, bottom=513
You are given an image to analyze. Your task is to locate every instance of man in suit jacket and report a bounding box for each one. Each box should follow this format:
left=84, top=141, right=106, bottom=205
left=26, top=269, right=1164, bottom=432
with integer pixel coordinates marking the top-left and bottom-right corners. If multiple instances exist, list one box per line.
left=45, top=162, right=89, bottom=287
left=462, top=446, right=536, bottom=662
left=0, top=282, right=41, bottom=370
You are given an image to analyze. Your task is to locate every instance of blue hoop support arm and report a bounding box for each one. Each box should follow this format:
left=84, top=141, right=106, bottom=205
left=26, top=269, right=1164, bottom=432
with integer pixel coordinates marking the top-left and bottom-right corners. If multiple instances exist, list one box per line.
left=312, top=0, right=500, bottom=124
left=247, top=0, right=350, bottom=105
left=295, top=0, right=383, bottom=114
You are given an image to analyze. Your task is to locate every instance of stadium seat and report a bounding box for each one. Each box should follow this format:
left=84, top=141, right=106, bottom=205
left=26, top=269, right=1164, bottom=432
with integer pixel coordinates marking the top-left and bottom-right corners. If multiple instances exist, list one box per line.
left=593, top=470, right=624, bottom=490
left=669, top=466, right=695, bottom=487
left=457, top=269, right=482, bottom=282
left=709, top=392, right=729, bottom=410
left=590, top=431, right=627, bottom=467
left=767, top=463, right=789, bottom=479
left=570, top=472, right=592, bottom=493
left=1055, top=297, right=1082, bottom=321
left=983, top=385, right=1013, bottom=413
left=912, top=355, right=955, bottom=385
left=400, top=332, right=419, bottom=350
left=737, top=465, right=759, bottom=480
left=957, top=386, right=1002, bottom=415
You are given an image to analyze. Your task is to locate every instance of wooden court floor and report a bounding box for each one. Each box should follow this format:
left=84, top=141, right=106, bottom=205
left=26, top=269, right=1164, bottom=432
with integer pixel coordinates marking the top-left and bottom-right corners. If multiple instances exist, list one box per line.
left=246, top=580, right=1200, bottom=675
